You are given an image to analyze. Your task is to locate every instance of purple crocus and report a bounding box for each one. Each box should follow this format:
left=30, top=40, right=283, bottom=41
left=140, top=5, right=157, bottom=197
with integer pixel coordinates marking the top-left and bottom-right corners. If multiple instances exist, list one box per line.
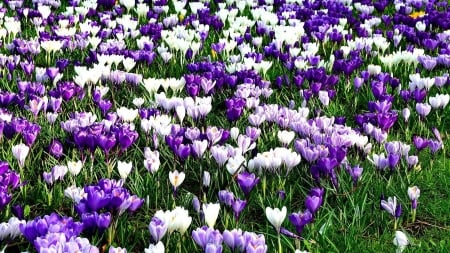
left=413, top=136, right=429, bottom=152
left=388, top=153, right=401, bottom=169
left=289, top=210, right=313, bottom=235
left=236, top=172, right=260, bottom=198
left=231, top=198, right=247, bottom=221
left=346, top=165, right=363, bottom=186
left=305, top=188, right=324, bottom=214
left=48, top=139, right=64, bottom=159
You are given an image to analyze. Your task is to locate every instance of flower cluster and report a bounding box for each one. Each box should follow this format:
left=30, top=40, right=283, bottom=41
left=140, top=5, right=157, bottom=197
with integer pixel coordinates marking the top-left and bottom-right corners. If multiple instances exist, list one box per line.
left=0, top=161, right=20, bottom=210
left=19, top=213, right=97, bottom=252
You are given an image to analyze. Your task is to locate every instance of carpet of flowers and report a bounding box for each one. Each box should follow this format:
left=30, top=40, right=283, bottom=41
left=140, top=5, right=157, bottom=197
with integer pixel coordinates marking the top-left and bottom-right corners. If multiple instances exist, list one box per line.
left=0, top=0, right=449, bottom=252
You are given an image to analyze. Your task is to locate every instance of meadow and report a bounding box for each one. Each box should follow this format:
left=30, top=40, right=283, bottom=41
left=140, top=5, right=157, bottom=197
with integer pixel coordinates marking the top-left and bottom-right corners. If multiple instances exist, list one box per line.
left=0, top=0, right=449, bottom=252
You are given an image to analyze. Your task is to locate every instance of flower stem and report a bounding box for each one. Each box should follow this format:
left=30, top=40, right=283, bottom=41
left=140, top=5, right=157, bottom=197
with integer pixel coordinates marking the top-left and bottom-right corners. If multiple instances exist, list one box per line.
left=278, top=233, right=283, bottom=253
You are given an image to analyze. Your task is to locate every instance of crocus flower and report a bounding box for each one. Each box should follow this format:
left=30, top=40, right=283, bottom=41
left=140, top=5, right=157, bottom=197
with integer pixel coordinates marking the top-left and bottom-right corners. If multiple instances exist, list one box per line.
left=109, top=246, right=127, bottom=253
left=203, top=203, right=221, bottom=228
left=381, top=196, right=398, bottom=217
left=192, top=226, right=223, bottom=251
left=192, top=197, right=201, bottom=213
left=305, top=194, right=323, bottom=214
left=236, top=172, right=260, bottom=198
left=415, top=103, right=431, bottom=118
left=346, top=165, right=363, bottom=186
left=67, top=160, right=83, bottom=176
left=277, top=130, right=295, bottom=146
left=203, top=171, right=211, bottom=188
left=117, top=161, right=132, bottom=180
left=48, top=139, right=64, bottom=159
left=218, top=190, right=235, bottom=207
left=413, top=136, right=429, bottom=152
left=223, top=229, right=245, bottom=252
left=381, top=196, right=402, bottom=229
left=289, top=210, right=313, bottom=235
left=144, top=241, right=165, bottom=253
left=169, top=170, right=185, bottom=194
left=393, top=231, right=409, bottom=253
left=226, top=155, right=245, bottom=175
left=432, top=127, right=442, bottom=143
left=244, top=232, right=267, bottom=253
left=265, top=206, right=287, bottom=233
left=231, top=198, right=247, bottom=221
left=155, top=207, right=192, bottom=234
left=12, top=143, right=30, bottom=169
left=407, top=186, right=420, bottom=222
left=149, top=217, right=168, bottom=243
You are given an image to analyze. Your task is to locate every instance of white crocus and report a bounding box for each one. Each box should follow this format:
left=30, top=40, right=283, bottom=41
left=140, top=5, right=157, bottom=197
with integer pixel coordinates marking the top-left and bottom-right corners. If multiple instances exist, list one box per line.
left=230, top=127, right=240, bottom=140
left=265, top=206, right=287, bottom=233
left=402, top=108, right=410, bottom=122
left=226, top=154, right=246, bottom=175
left=415, top=21, right=426, bottom=32
left=161, top=206, right=192, bottom=234
left=38, top=5, right=51, bottom=19
left=175, top=105, right=186, bottom=124
left=67, top=160, right=83, bottom=176
left=202, top=203, right=221, bottom=228
left=117, top=161, right=133, bottom=179
left=203, top=171, right=211, bottom=187
left=277, top=130, right=295, bottom=145
left=64, top=185, right=86, bottom=203
left=407, top=186, right=420, bottom=201
left=144, top=149, right=161, bottom=174
left=144, top=241, right=165, bottom=253
left=133, top=97, right=145, bottom=108
left=367, top=64, right=382, bottom=75
left=120, top=0, right=135, bottom=11
left=318, top=90, right=330, bottom=106
left=122, top=57, right=136, bottom=72
left=12, top=143, right=30, bottom=169
left=136, top=3, right=149, bottom=18
left=169, top=170, right=185, bottom=188
left=117, top=107, right=139, bottom=122
left=393, top=231, right=409, bottom=253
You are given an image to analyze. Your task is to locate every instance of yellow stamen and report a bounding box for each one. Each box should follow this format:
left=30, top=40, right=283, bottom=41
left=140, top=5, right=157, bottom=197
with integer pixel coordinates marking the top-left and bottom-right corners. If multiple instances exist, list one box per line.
left=409, top=11, right=426, bottom=19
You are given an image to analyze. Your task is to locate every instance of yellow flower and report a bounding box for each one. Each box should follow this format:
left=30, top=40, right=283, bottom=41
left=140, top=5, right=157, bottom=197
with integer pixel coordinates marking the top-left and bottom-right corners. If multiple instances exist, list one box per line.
left=211, top=49, right=217, bottom=60
left=409, top=11, right=425, bottom=19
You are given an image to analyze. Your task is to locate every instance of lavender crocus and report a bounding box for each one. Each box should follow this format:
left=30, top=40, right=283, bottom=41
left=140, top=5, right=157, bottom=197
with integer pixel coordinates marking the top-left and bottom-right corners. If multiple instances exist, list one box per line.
left=415, top=103, right=431, bottom=118
left=149, top=217, right=168, bottom=243
left=244, top=232, right=267, bottom=253
left=223, top=229, right=245, bottom=252
left=381, top=196, right=402, bottom=229
left=346, top=165, right=363, bottom=186
left=231, top=198, right=247, bottom=221
left=413, top=136, right=429, bottom=152
left=192, top=226, right=223, bottom=252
